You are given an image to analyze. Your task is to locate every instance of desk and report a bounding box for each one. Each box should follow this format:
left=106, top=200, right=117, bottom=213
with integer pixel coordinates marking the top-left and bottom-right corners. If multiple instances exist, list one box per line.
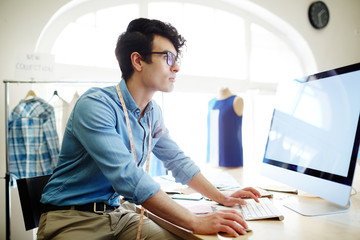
left=150, top=166, right=360, bottom=240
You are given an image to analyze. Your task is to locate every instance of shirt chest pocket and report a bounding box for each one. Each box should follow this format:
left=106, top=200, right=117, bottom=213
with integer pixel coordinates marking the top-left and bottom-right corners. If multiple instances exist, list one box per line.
left=151, top=126, right=167, bottom=148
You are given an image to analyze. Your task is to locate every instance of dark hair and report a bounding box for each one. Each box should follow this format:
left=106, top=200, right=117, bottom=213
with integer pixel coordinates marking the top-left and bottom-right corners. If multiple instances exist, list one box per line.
left=115, top=18, right=186, bottom=80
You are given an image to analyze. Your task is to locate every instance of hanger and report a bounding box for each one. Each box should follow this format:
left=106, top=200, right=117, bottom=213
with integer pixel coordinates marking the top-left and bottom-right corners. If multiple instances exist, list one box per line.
left=24, top=90, right=37, bottom=100
left=49, top=90, right=66, bottom=103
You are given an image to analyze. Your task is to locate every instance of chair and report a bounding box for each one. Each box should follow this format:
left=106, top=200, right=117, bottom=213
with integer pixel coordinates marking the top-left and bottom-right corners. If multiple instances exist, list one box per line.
left=17, top=174, right=52, bottom=230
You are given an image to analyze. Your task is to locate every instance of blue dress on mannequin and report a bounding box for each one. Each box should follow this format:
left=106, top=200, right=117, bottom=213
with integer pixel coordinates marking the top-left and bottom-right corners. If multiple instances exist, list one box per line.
left=206, top=95, right=243, bottom=167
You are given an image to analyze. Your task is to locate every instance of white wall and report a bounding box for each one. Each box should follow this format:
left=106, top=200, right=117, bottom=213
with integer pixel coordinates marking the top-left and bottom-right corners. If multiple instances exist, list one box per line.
left=0, top=0, right=359, bottom=239
left=248, top=0, right=360, bottom=71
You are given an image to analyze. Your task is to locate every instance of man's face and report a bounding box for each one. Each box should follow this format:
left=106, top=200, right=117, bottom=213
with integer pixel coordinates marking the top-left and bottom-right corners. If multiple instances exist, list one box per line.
left=141, top=35, right=180, bottom=93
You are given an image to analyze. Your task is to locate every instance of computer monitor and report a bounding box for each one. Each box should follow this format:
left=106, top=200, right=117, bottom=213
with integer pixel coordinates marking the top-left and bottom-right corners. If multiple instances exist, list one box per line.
left=261, top=62, right=360, bottom=216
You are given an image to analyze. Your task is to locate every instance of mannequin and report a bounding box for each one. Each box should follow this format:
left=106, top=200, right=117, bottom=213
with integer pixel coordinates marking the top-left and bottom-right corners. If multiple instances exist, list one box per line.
left=206, top=87, right=244, bottom=167
left=217, top=87, right=244, bottom=116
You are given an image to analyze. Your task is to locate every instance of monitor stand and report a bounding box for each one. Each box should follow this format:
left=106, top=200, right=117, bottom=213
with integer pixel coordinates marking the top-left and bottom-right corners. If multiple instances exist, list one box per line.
left=284, top=197, right=351, bottom=216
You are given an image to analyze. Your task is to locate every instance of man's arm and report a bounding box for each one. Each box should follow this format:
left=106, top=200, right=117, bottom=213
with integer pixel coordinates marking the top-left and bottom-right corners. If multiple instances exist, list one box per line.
left=187, top=172, right=260, bottom=206
left=141, top=188, right=248, bottom=237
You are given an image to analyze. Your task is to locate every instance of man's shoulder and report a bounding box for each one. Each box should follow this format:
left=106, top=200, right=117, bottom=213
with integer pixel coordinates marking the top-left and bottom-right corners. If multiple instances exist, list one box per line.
left=79, top=85, right=117, bottom=103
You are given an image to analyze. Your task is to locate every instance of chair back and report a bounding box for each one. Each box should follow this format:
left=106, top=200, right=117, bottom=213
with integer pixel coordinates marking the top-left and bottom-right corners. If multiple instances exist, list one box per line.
left=17, top=174, right=51, bottom=230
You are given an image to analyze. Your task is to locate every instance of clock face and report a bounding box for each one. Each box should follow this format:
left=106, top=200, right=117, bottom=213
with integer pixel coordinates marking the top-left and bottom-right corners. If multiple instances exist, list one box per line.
left=308, top=1, right=330, bottom=29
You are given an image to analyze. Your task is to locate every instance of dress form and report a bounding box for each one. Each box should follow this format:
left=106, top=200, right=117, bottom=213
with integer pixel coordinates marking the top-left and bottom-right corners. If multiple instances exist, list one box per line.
left=217, top=87, right=244, bottom=117
left=206, top=87, right=244, bottom=167
left=217, top=87, right=234, bottom=100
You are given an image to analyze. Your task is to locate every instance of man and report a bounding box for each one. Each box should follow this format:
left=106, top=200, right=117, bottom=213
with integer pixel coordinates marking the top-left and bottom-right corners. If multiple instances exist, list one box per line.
left=38, top=18, right=260, bottom=240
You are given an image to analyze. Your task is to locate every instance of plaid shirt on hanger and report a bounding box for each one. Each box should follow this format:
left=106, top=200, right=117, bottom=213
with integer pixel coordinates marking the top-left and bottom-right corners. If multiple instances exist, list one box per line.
left=8, top=97, right=60, bottom=182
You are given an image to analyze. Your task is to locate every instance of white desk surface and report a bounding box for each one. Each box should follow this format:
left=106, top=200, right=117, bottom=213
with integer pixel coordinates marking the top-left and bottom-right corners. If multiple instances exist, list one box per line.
left=152, top=165, right=360, bottom=240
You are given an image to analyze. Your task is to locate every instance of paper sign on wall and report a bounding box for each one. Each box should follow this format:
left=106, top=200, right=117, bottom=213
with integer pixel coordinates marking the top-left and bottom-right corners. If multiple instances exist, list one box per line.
left=15, top=53, right=55, bottom=81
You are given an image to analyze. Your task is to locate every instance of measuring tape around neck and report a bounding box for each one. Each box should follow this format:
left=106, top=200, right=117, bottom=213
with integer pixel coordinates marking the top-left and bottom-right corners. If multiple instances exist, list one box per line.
left=116, top=84, right=151, bottom=240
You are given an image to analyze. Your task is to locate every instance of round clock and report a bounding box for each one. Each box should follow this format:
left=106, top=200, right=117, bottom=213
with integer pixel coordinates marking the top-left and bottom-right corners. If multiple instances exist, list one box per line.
left=308, top=1, right=330, bottom=29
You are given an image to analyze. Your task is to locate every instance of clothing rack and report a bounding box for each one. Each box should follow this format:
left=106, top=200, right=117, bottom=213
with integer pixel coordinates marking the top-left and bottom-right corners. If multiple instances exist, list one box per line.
left=3, top=79, right=119, bottom=240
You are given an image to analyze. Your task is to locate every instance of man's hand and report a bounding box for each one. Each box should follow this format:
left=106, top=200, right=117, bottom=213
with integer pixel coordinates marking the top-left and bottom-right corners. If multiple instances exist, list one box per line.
left=192, top=209, right=248, bottom=237
left=221, top=187, right=261, bottom=207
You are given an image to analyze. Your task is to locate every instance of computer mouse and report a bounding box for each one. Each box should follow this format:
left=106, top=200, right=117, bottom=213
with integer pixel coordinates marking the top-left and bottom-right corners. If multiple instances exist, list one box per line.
left=217, top=221, right=253, bottom=239
left=235, top=220, right=252, bottom=232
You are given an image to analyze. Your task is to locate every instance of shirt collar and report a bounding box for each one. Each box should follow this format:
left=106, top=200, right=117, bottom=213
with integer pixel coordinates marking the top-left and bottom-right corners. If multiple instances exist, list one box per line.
left=144, top=100, right=153, bottom=114
left=14, top=97, right=53, bottom=119
left=119, top=79, right=153, bottom=114
left=119, top=79, right=139, bottom=113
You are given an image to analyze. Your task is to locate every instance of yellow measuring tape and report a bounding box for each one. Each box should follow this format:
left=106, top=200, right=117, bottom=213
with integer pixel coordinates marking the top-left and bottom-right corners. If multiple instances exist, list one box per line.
left=116, top=84, right=151, bottom=240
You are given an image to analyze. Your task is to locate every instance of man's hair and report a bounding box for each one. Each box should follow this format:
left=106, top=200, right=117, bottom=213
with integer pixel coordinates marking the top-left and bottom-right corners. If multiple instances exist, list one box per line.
left=115, top=18, right=186, bottom=80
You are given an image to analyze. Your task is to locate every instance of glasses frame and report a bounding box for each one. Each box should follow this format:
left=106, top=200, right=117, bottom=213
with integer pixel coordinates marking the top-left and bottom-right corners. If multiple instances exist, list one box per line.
left=150, top=51, right=180, bottom=67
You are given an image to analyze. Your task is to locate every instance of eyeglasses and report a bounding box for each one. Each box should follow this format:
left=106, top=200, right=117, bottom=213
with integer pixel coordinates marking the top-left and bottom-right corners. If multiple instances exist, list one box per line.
left=150, top=51, right=180, bottom=67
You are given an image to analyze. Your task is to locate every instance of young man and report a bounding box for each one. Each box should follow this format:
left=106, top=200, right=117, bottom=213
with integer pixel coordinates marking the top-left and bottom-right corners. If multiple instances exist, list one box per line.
left=38, top=18, right=260, bottom=239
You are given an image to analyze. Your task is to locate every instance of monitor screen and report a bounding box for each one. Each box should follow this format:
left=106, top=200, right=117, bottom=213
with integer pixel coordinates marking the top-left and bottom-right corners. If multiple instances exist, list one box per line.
left=261, top=62, right=360, bottom=209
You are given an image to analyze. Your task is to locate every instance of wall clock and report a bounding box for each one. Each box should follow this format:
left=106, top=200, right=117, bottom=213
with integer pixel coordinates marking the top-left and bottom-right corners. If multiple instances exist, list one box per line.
left=308, top=1, right=330, bottom=29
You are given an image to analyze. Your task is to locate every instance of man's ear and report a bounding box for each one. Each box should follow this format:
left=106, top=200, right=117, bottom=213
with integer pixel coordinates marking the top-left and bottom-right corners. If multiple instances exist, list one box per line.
left=131, top=52, right=143, bottom=72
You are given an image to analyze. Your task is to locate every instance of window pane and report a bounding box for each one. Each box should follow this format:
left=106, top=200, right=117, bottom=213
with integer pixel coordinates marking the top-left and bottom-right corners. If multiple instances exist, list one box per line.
left=213, top=9, right=246, bottom=79
left=76, top=13, right=96, bottom=27
left=52, top=21, right=97, bottom=66
left=148, top=3, right=246, bottom=79
left=181, top=4, right=215, bottom=77
left=95, top=5, right=139, bottom=68
left=161, top=92, right=214, bottom=168
left=148, top=2, right=184, bottom=30
left=52, top=4, right=139, bottom=68
left=250, top=24, right=302, bottom=83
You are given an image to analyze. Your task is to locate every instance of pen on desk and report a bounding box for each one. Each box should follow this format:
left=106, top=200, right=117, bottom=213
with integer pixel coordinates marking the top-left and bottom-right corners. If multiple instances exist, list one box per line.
left=165, top=191, right=182, bottom=195
left=217, top=186, right=241, bottom=191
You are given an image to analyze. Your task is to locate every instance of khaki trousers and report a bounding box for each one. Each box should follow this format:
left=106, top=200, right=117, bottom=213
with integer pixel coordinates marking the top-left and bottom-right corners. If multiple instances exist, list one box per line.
left=37, top=202, right=182, bottom=240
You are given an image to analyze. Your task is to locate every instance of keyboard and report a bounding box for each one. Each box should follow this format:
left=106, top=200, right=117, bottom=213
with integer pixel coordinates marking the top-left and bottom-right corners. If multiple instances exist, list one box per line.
left=216, top=197, right=284, bottom=221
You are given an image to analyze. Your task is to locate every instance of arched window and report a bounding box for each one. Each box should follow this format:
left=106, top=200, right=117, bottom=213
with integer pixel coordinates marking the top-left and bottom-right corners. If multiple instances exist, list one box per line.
left=35, top=0, right=316, bottom=171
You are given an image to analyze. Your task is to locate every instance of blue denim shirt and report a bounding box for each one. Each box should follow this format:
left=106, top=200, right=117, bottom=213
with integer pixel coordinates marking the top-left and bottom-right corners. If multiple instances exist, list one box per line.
left=41, top=79, right=200, bottom=206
